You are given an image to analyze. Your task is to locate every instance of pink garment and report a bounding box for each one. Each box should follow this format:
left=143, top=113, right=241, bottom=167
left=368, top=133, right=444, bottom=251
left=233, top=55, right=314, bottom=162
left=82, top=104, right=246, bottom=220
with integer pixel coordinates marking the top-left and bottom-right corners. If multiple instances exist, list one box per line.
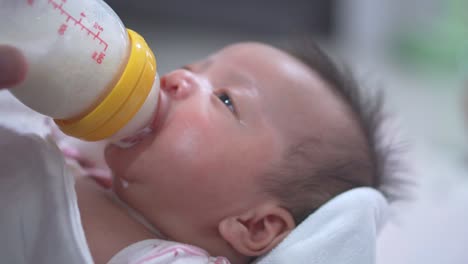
left=108, top=239, right=230, bottom=264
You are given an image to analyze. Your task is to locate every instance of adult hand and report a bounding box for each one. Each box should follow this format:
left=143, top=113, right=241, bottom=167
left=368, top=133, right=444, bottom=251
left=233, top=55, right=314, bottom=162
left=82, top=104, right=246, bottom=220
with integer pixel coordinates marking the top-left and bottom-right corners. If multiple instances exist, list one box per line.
left=0, top=45, right=27, bottom=89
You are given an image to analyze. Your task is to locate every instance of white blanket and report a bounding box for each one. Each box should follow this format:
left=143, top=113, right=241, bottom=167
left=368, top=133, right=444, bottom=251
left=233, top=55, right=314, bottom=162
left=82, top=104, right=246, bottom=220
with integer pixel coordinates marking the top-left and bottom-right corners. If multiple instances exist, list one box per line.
left=256, top=187, right=388, bottom=264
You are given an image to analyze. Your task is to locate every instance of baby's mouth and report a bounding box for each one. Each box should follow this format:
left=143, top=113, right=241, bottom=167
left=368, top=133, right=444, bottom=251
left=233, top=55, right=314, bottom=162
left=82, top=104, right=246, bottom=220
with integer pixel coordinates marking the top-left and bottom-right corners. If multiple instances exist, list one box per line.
left=116, top=126, right=153, bottom=148
left=113, top=90, right=168, bottom=149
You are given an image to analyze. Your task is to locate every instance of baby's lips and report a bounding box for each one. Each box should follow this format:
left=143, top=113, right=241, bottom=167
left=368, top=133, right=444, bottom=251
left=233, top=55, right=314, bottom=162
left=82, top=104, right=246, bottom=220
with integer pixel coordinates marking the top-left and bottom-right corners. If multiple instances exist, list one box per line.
left=119, top=127, right=153, bottom=145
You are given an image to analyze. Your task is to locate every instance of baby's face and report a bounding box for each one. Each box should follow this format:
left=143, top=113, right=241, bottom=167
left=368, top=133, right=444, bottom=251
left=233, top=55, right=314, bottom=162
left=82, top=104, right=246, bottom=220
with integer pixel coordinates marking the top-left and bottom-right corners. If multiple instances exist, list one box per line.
left=104, top=42, right=342, bottom=241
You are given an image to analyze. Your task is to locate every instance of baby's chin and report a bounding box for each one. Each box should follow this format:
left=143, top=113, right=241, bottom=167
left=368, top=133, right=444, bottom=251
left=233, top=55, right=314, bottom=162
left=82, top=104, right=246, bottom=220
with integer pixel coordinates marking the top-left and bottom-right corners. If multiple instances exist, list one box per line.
left=112, top=174, right=128, bottom=189
left=103, top=142, right=134, bottom=170
left=111, top=174, right=140, bottom=210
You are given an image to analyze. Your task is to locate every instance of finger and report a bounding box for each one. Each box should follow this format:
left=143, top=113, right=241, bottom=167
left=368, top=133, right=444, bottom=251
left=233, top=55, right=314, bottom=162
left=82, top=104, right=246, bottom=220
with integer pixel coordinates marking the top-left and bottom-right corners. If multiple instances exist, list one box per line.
left=0, top=45, right=28, bottom=88
left=60, top=146, right=97, bottom=168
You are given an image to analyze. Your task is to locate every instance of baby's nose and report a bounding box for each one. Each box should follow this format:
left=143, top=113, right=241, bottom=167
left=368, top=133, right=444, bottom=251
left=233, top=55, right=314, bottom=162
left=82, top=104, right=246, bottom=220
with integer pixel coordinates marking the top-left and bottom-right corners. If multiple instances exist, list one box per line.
left=160, top=69, right=199, bottom=100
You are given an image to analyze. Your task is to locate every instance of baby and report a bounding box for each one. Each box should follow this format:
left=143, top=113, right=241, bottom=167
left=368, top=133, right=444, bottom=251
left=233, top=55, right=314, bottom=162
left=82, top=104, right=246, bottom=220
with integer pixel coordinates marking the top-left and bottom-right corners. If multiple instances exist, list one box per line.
left=0, top=41, right=387, bottom=264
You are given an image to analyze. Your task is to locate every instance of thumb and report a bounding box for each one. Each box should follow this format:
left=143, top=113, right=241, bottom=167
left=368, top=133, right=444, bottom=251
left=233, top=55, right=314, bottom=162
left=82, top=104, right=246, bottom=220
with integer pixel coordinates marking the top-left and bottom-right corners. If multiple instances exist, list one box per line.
left=0, top=45, right=27, bottom=89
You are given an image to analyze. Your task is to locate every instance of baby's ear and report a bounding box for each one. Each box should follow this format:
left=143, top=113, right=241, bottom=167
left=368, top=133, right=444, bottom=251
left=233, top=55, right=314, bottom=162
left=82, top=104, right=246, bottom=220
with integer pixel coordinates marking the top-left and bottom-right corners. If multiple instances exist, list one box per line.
left=218, top=203, right=295, bottom=256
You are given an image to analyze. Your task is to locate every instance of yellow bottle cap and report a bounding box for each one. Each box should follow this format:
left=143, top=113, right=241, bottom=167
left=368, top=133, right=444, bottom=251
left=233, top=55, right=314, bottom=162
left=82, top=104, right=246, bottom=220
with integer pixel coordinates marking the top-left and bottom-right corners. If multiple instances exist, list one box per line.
left=55, top=29, right=157, bottom=141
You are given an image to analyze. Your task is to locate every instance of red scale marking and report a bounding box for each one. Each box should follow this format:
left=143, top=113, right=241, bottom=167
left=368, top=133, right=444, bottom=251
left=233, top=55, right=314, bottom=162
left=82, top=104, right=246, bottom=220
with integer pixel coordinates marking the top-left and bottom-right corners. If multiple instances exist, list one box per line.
left=29, top=0, right=109, bottom=52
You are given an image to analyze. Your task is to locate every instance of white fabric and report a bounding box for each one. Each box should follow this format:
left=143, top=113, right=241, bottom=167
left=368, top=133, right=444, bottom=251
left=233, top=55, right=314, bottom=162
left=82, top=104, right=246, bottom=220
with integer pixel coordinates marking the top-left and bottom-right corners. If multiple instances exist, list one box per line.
left=0, top=126, right=93, bottom=264
left=109, top=239, right=229, bottom=264
left=255, top=187, right=389, bottom=264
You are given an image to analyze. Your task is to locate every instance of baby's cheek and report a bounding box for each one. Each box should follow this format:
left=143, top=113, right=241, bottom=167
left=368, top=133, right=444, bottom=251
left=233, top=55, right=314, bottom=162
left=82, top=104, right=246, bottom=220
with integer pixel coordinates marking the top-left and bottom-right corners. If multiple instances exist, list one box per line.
left=170, top=125, right=209, bottom=164
left=157, top=124, right=220, bottom=178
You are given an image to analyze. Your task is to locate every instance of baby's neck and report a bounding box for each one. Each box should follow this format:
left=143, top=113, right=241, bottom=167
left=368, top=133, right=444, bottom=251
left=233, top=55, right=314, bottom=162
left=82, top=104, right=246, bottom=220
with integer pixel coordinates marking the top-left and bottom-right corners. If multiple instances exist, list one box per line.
left=76, top=177, right=251, bottom=264
left=108, top=190, right=165, bottom=238
left=75, top=177, right=157, bottom=263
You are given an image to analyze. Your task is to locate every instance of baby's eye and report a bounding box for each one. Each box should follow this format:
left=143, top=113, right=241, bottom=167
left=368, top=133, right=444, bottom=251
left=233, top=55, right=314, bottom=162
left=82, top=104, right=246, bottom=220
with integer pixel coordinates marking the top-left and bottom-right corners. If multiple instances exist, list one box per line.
left=217, top=92, right=235, bottom=113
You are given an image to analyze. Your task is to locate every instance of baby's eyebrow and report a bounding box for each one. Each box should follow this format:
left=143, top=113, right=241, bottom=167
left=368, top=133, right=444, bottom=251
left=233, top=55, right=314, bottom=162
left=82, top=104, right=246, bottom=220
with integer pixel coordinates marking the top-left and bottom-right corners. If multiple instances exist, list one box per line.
left=183, top=60, right=254, bottom=89
left=225, top=71, right=253, bottom=88
left=182, top=59, right=213, bottom=73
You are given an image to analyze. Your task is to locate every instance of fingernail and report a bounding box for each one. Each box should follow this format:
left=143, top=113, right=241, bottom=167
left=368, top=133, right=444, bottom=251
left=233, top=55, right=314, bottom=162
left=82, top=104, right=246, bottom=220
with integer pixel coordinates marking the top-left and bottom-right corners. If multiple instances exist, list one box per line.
left=0, top=46, right=27, bottom=87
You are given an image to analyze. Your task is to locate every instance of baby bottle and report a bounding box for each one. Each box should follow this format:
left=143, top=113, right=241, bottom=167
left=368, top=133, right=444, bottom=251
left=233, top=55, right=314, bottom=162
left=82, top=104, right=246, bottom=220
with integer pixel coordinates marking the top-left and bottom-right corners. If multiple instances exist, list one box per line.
left=0, top=0, right=159, bottom=146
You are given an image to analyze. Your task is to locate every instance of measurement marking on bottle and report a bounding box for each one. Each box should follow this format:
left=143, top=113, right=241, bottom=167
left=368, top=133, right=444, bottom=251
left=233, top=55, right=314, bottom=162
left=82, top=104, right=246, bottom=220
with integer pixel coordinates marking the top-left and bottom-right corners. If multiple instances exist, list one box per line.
left=27, top=0, right=109, bottom=54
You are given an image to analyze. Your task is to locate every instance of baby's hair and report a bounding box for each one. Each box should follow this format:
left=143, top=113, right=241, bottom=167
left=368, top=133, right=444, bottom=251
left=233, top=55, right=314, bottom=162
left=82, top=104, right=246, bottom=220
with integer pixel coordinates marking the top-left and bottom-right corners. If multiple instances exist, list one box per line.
left=263, top=40, right=404, bottom=224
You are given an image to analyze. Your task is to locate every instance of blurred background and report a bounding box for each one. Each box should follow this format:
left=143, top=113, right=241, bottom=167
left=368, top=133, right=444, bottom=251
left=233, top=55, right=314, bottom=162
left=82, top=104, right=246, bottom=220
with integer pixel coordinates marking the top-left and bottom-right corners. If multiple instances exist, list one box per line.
left=105, top=0, right=468, bottom=263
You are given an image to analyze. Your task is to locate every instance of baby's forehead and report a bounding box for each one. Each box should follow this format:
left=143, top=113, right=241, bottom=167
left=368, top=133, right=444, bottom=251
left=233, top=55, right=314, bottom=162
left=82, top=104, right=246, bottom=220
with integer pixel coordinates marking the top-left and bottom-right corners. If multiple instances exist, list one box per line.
left=215, top=42, right=301, bottom=69
left=215, top=43, right=351, bottom=141
left=214, top=43, right=321, bottom=95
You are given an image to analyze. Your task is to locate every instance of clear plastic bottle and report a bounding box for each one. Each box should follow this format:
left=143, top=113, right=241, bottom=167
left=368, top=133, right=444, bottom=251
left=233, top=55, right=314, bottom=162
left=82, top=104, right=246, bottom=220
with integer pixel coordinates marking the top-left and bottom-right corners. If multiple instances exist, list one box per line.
left=0, top=0, right=159, bottom=146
